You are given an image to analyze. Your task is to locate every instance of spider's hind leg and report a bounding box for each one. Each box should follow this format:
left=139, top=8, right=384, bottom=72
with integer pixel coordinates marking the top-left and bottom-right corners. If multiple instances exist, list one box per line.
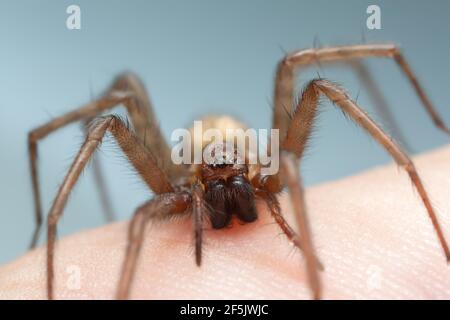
left=28, top=72, right=183, bottom=248
left=272, top=44, right=450, bottom=146
left=276, top=78, right=450, bottom=300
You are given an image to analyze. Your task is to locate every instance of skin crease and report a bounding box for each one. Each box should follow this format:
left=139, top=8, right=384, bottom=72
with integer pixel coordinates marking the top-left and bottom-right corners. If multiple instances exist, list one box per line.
left=1, top=146, right=450, bottom=299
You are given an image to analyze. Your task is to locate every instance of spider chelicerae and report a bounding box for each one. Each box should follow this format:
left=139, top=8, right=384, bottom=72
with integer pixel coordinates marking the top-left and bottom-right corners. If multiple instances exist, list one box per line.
left=27, top=43, right=450, bottom=300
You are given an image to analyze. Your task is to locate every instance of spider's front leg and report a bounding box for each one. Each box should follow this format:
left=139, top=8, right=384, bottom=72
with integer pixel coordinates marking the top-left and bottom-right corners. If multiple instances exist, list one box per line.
left=116, top=182, right=207, bottom=299
left=255, top=188, right=324, bottom=271
left=274, top=78, right=450, bottom=300
left=46, top=115, right=173, bottom=300
left=253, top=170, right=322, bottom=299
left=192, top=183, right=206, bottom=266
left=116, top=192, right=191, bottom=300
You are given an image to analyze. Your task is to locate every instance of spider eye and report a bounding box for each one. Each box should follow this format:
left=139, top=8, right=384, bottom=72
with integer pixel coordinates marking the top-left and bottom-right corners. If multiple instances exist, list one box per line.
left=203, top=141, right=243, bottom=167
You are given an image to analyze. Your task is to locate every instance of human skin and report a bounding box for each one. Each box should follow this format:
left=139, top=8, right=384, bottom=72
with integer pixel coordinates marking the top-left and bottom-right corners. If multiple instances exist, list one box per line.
left=1, top=146, right=450, bottom=300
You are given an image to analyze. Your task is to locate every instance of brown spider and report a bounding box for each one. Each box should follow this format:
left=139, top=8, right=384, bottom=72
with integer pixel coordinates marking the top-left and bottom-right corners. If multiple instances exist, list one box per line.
left=27, top=44, right=450, bottom=300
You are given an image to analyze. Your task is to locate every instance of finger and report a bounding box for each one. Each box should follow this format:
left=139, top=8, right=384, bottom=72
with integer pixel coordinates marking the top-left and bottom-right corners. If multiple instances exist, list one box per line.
left=1, top=146, right=450, bottom=299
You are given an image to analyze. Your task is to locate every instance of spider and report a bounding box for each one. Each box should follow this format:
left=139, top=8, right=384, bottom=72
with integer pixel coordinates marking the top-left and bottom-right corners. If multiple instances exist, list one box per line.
left=27, top=43, right=450, bottom=300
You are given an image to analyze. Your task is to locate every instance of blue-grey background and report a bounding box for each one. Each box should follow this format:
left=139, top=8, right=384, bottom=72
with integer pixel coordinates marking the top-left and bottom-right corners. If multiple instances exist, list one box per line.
left=1, top=0, right=449, bottom=264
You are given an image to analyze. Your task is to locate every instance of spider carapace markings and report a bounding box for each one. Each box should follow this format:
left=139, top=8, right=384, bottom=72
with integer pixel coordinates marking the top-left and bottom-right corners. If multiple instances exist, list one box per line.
left=27, top=44, right=450, bottom=300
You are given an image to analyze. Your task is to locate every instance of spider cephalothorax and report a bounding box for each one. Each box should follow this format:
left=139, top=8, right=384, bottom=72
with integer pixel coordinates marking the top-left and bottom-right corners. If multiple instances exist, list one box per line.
left=198, top=141, right=257, bottom=229
left=27, top=43, right=450, bottom=300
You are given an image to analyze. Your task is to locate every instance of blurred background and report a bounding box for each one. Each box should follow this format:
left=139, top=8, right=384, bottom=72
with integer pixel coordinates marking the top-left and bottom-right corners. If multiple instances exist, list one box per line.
left=1, top=0, right=450, bottom=263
